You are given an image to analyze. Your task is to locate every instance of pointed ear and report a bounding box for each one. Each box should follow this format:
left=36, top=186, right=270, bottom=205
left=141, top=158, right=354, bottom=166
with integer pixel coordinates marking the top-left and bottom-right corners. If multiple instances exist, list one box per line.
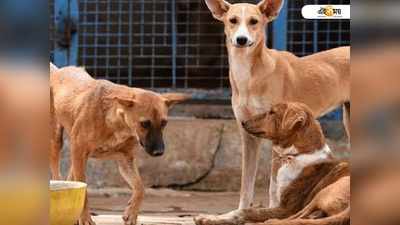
left=258, top=0, right=284, bottom=21
left=162, top=93, right=191, bottom=107
left=281, top=108, right=307, bottom=134
left=114, top=97, right=136, bottom=108
left=106, top=92, right=137, bottom=108
left=205, top=0, right=231, bottom=21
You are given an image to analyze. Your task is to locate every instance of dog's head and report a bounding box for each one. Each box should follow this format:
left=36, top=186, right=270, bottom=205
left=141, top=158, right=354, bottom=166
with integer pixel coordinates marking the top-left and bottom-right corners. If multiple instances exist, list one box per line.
left=242, top=102, right=313, bottom=144
left=109, top=90, right=190, bottom=157
left=205, top=0, right=284, bottom=48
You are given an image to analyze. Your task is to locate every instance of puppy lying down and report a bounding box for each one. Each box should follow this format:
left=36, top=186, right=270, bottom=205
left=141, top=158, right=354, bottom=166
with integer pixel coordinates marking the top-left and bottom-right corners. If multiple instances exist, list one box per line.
left=194, top=102, right=349, bottom=225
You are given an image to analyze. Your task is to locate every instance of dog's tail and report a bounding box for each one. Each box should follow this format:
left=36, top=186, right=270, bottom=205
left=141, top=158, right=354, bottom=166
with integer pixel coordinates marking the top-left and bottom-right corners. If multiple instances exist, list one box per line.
left=50, top=62, right=58, bottom=75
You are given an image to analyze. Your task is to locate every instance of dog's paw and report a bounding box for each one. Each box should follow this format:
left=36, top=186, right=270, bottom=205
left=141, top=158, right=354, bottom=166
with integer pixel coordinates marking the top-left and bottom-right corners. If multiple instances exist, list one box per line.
left=261, top=219, right=284, bottom=225
left=122, top=213, right=138, bottom=225
left=78, top=216, right=96, bottom=225
left=194, top=210, right=244, bottom=225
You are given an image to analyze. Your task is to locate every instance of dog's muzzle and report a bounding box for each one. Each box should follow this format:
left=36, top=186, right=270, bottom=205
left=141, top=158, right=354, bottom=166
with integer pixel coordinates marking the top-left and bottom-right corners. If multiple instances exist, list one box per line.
left=233, top=36, right=254, bottom=48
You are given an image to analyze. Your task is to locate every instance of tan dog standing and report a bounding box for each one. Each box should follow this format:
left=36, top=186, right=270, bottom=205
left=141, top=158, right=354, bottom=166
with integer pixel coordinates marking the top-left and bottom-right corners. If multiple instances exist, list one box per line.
left=202, top=0, right=350, bottom=220
left=195, top=102, right=350, bottom=225
left=50, top=63, right=189, bottom=225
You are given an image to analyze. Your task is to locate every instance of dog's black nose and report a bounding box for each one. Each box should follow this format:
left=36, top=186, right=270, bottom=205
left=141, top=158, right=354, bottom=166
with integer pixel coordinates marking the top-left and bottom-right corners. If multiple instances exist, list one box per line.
left=236, top=36, right=248, bottom=46
left=152, top=149, right=164, bottom=157
left=241, top=121, right=246, bottom=127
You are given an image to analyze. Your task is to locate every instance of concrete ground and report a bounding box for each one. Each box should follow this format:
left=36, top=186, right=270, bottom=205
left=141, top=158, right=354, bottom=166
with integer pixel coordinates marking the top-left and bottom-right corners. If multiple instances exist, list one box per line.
left=90, top=189, right=267, bottom=225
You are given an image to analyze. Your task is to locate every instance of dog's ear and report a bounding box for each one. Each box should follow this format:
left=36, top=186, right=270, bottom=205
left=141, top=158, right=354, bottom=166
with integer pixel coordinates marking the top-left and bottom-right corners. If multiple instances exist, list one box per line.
left=205, top=0, right=231, bottom=21
left=114, top=97, right=136, bottom=108
left=106, top=92, right=137, bottom=108
left=258, top=0, right=284, bottom=21
left=281, top=106, right=307, bottom=134
left=162, top=93, right=191, bottom=108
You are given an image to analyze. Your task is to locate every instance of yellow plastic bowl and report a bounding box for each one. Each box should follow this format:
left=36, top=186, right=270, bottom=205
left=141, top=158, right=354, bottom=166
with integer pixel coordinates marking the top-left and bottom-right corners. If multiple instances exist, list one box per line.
left=50, top=180, right=87, bottom=225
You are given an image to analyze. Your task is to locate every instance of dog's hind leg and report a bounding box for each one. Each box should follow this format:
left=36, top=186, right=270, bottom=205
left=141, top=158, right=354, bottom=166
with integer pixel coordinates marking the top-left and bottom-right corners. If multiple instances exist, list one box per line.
left=261, top=207, right=350, bottom=225
left=50, top=123, right=63, bottom=180
left=50, top=86, right=64, bottom=180
left=70, top=141, right=96, bottom=225
left=287, top=199, right=318, bottom=219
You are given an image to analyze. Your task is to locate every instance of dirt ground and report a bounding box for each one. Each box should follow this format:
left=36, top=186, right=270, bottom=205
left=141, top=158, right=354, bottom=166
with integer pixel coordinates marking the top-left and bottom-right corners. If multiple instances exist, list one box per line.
left=90, top=188, right=267, bottom=225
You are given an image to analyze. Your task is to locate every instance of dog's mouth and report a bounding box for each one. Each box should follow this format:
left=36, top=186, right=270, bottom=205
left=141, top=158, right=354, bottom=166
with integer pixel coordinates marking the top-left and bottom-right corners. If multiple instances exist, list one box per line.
left=248, top=130, right=266, bottom=137
left=234, top=42, right=254, bottom=48
left=242, top=121, right=263, bottom=136
left=139, top=140, right=145, bottom=148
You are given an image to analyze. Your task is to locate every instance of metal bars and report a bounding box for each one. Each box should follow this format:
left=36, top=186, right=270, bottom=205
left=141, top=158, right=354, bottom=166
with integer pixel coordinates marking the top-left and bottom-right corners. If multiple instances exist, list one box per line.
left=50, top=0, right=350, bottom=91
left=286, top=0, right=350, bottom=56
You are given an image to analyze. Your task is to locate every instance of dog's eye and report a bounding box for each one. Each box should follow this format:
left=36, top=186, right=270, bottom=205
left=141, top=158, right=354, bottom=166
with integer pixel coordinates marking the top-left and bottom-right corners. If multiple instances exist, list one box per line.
left=269, top=110, right=275, bottom=115
left=229, top=18, right=237, bottom=24
left=140, top=120, right=151, bottom=129
left=249, top=18, right=258, bottom=25
left=160, top=120, right=168, bottom=128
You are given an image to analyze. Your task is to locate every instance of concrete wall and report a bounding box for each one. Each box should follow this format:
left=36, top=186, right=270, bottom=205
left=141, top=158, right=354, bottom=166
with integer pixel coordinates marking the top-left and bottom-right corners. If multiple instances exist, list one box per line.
left=60, top=118, right=347, bottom=191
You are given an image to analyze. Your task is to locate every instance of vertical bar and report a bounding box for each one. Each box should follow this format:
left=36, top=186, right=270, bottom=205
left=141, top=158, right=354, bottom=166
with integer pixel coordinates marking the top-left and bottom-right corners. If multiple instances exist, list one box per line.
left=151, top=0, right=155, bottom=88
left=93, top=1, right=99, bottom=74
left=171, top=0, right=177, bottom=88
left=105, top=0, right=111, bottom=79
left=54, top=0, right=79, bottom=66
left=54, top=0, right=70, bottom=66
left=81, top=0, right=87, bottom=66
left=117, top=0, right=123, bottom=83
left=313, top=0, right=318, bottom=53
left=140, top=0, right=144, bottom=56
left=69, top=0, right=79, bottom=65
left=54, top=0, right=67, bottom=66
left=128, top=0, right=133, bottom=86
left=273, top=0, right=288, bottom=50
left=185, top=0, right=189, bottom=89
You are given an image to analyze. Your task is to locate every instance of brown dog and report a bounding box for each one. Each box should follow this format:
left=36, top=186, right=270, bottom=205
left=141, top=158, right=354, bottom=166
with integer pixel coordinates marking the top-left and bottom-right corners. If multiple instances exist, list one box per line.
left=50, top=63, right=190, bottom=225
left=195, top=102, right=349, bottom=225
left=203, top=0, right=350, bottom=217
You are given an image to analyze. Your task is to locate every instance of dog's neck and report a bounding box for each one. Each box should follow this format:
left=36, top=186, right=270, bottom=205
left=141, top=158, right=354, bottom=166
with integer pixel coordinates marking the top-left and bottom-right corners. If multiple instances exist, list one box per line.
left=227, top=38, right=275, bottom=78
left=227, top=36, right=276, bottom=116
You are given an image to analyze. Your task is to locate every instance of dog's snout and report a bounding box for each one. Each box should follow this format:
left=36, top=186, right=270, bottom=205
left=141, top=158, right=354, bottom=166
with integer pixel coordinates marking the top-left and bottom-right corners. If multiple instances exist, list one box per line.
left=149, top=140, right=165, bottom=157
left=236, top=36, right=248, bottom=46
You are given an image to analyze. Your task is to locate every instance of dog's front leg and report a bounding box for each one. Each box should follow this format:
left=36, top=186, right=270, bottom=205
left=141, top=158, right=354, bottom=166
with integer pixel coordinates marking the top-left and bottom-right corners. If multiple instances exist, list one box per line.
left=238, top=125, right=262, bottom=209
left=194, top=209, right=246, bottom=225
left=194, top=126, right=262, bottom=225
left=118, top=156, right=144, bottom=225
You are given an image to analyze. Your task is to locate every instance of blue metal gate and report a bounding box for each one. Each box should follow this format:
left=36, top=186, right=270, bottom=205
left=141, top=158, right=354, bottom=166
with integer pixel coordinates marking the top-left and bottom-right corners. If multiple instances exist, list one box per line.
left=50, top=0, right=349, bottom=119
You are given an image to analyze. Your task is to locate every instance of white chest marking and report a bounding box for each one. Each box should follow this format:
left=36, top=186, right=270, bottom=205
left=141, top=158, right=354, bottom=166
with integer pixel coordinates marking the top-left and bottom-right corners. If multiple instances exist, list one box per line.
left=231, top=57, right=251, bottom=107
left=275, top=145, right=332, bottom=206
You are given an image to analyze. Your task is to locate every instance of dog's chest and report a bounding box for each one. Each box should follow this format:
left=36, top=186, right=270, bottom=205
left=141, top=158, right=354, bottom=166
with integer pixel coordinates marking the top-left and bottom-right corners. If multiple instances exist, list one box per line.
left=231, top=62, right=270, bottom=120
left=274, top=145, right=331, bottom=206
left=91, top=133, right=136, bottom=158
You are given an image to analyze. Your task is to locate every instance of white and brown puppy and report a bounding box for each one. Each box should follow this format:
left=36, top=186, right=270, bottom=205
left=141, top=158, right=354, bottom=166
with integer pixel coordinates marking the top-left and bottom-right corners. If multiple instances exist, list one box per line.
left=195, top=102, right=349, bottom=225
left=204, top=0, right=350, bottom=215
left=50, top=63, right=190, bottom=225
